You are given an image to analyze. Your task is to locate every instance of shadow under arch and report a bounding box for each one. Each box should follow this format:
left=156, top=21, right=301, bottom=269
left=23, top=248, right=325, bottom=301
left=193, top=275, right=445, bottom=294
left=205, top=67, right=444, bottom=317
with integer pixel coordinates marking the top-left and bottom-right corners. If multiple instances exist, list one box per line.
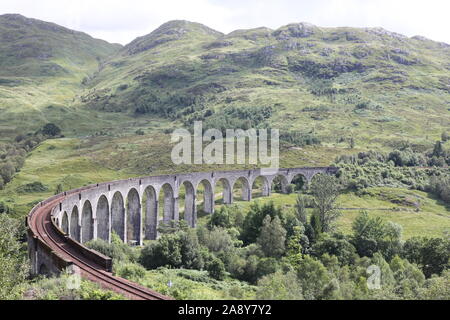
left=179, top=181, right=196, bottom=228
left=96, top=195, right=110, bottom=242
left=81, top=200, right=93, bottom=243
left=61, top=211, right=69, bottom=234
left=271, top=175, right=289, bottom=194
left=215, top=178, right=232, bottom=205
left=196, top=179, right=214, bottom=216
left=111, top=191, right=125, bottom=242
left=290, top=173, right=308, bottom=193
left=126, top=188, right=141, bottom=245
left=143, top=185, right=158, bottom=240
left=251, top=176, right=271, bottom=199
left=159, top=183, right=175, bottom=225
left=232, top=177, right=251, bottom=202
left=39, top=263, right=51, bottom=277
left=70, top=206, right=80, bottom=242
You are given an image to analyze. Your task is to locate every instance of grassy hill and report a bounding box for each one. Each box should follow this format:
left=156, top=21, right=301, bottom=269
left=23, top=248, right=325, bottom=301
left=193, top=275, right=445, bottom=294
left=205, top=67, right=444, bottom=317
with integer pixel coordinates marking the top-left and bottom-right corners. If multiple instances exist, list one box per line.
left=81, top=20, right=450, bottom=151
left=0, top=14, right=121, bottom=140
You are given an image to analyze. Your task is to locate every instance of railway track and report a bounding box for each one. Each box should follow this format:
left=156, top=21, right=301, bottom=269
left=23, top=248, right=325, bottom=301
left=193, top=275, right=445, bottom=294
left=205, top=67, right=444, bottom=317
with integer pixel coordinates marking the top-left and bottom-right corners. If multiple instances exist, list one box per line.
left=28, top=196, right=171, bottom=300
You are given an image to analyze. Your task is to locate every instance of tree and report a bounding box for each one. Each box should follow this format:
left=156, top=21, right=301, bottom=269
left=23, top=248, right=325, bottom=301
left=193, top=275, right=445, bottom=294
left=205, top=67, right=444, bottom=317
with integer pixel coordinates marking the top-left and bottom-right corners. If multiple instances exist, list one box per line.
left=0, top=162, right=15, bottom=183
left=312, top=233, right=358, bottom=266
left=86, top=232, right=137, bottom=263
left=197, top=226, right=235, bottom=254
left=139, top=230, right=204, bottom=270
left=389, top=255, right=425, bottom=298
left=286, top=225, right=310, bottom=265
left=42, top=123, right=61, bottom=136
left=208, top=207, right=232, bottom=229
left=257, top=215, right=287, bottom=258
left=241, top=202, right=283, bottom=245
left=351, top=211, right=403, bottom=259
left=0, top=215, right=29, bottom=299
left=402, top=237, right=450, bottom=278
left=295, top=194, right=307, bottom=224
left=256, top=271, right=303, bottom=300
left=432, top=141, right=444, bottom=157
left=55, top=183, right=63, bottom=195
left=418, top=270, right=450, bottom=300
left=296, top=255, right=330, bottom=300
left=310, top=174, right=341, bottom=233
left=207, top=256, right=226, bottom=280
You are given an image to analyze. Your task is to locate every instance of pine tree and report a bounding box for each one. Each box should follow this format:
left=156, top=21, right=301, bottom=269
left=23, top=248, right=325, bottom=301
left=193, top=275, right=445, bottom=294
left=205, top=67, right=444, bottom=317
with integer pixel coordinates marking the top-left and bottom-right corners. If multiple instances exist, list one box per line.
left=295, top=194, right=307, bottom=224
left=257, top=215, right=287, bottom=258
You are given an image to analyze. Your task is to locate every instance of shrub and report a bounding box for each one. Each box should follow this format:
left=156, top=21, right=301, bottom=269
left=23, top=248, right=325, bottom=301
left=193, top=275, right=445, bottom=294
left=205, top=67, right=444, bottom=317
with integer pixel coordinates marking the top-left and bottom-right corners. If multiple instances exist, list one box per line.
left=16, top=181, right=48, bottom=193
left=85, top=232, right=137, bottom=263
left=115, top=262, right=147, bottom=281
left=312, top=234, right=358, bottom=266
left=402, top=237, right=450, bottom=278
left=206, top=256, right=226, bottom=280
left=256, top=271, right=303, bottom=300
left=42, top=123, right=61, bottom=136
left=139, top=230, right=204, bottom=270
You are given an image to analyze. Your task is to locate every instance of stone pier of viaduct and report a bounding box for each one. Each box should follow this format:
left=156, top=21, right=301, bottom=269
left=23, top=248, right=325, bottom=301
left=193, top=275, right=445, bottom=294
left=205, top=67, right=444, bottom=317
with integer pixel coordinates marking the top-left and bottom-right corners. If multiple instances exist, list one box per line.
left=48, top=167, right=337, bottom=249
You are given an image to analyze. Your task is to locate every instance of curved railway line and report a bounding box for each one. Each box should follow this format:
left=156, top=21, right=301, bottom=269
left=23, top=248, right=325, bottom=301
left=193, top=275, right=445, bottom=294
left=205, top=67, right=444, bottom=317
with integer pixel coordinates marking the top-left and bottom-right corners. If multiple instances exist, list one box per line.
left=27, top=194, right=171, bottom=300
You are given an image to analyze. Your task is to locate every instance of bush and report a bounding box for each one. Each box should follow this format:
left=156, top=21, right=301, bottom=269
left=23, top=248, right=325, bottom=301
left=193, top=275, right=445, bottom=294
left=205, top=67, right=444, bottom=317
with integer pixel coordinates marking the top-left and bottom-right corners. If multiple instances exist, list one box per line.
left=85, top=232, right=138, bottom=263
left=312, top=234, right=358, bottom=266
left=115, top=262, right=147, bottom=282
left=208, top=207, right=233, bottom=229
left=197, top=226, right=235, bottom=254
left=256, top=270, right=303, bottom=300
left=351, top=211, right=403, bottom=260
left=16, top=181, right=48, bottom=193
left=139, top=230, right=204, bottom=270
left=42, top=123, right=61, bottom=136
left=402, top=237, right=450, bottom=278
left=0, top=163, right=15, bottom=183
left=206, top=256, right=226, bottom=280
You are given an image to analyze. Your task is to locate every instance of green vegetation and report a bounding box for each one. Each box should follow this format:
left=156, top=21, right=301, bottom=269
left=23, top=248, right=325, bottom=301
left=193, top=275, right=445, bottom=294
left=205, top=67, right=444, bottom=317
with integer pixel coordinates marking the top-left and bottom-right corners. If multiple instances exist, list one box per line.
left=0, top=15, right=449, bottom=300
left=0, top=214, right=29, bottom=300
left=80, top=176, right=450, bottom=300
left=22, top=272, right=125, bottom=300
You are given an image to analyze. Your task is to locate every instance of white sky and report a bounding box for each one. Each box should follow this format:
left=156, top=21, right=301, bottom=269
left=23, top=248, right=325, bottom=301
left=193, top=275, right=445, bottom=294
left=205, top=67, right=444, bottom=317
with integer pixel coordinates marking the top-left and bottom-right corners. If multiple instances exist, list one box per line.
left=0, top=0, right=449, bottom=45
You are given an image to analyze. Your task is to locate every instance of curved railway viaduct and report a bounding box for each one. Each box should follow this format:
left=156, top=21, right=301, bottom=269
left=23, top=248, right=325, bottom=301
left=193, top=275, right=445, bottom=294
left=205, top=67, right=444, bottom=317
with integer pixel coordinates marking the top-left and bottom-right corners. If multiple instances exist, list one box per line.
left=27, top=166, right=338, bottom=299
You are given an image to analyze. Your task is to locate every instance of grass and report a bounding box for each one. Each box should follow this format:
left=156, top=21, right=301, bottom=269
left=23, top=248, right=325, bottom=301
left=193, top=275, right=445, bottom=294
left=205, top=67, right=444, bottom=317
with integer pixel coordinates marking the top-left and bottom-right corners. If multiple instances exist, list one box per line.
left=122, top=267, right=256, bottom=300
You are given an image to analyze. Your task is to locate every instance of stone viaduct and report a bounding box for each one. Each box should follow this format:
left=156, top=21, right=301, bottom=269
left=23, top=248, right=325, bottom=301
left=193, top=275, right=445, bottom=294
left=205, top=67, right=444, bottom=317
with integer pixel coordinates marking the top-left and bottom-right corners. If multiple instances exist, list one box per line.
left=50, top=167, right=338, bottom=247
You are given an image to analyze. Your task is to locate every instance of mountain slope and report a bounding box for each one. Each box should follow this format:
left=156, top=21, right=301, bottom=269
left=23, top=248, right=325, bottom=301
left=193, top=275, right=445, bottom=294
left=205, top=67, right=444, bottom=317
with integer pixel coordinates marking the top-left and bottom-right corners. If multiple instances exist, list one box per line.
left=82, top=21, right=450, bottom=149
left=0, top=14, right=121, bottom=139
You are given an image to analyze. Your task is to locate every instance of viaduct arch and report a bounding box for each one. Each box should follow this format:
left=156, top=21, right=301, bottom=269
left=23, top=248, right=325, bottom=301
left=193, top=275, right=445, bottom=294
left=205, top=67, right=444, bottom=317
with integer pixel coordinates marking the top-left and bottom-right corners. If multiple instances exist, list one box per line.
left=28, top=167, right=338, bottom=282
left=49, top=167, right=337, bottom=245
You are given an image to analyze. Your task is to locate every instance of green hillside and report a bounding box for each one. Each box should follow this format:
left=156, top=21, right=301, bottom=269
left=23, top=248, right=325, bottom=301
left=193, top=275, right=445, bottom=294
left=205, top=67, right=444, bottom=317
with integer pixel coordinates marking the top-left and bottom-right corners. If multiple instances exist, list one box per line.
left=0, top=14, right=121, bottom=140
left=81, top=20, right=450, bottom=151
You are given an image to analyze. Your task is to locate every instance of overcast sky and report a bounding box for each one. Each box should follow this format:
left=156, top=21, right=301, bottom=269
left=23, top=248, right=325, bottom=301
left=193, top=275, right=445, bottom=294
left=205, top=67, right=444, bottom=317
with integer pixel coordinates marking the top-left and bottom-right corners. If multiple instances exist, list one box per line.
left=1, top=0, right=449, bottom=45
